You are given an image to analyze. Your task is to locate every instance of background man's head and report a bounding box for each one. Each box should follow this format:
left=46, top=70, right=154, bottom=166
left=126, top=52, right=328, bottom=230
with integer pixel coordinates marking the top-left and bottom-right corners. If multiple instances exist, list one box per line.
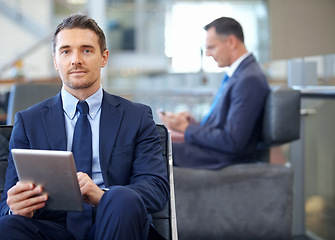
left=204, top=17, right=244, bottom=43
left=52, top=14, right=107, bottom=55
left=204, top=17, right=247, bottom=68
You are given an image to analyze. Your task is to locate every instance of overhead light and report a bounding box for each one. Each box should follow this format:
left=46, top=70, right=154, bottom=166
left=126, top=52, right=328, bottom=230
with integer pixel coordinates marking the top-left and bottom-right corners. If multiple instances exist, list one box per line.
left=67, top=0, right=87, bottom=5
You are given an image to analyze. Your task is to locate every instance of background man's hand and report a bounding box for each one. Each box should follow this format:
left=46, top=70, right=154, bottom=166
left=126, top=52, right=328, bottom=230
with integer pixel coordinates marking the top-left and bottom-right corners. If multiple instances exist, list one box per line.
left=7, top=182, right=48, bottom=218
left=157, top=110, right=193, bottom=133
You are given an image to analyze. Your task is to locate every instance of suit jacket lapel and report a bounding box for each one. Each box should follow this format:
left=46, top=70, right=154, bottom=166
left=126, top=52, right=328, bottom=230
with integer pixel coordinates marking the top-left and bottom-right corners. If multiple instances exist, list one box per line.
left=39, top=91, right=124, bottom=185
left=233, top=54, right=255, bottom=77
left=208, top=55, right=256, bottom=123
left=41, top=93, right=67, bottom=151
left=224, top=54, right=256, bottom=91
left=99, top=90, right=124, bottom=185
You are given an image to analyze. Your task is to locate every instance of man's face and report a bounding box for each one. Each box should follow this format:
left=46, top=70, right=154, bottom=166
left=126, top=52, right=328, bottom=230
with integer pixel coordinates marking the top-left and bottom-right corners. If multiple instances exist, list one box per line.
left=53, top=28, right=108, bottom=92
left=205, top=27, right=231, bottom=68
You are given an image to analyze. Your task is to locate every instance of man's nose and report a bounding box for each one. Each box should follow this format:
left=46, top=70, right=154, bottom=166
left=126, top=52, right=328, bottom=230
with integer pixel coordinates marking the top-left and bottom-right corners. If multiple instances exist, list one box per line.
left=71, top=52, right=82, bottom=65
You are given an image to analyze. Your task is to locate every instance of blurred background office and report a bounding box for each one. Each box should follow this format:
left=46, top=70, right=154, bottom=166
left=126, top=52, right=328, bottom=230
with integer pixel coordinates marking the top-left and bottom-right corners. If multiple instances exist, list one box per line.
left=0, top=0, right=335, bottom=239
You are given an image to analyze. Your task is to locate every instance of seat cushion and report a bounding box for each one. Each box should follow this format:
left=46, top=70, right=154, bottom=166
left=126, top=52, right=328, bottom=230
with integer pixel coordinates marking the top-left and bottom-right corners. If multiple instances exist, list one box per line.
left=174, top=163, right=293, bottom=240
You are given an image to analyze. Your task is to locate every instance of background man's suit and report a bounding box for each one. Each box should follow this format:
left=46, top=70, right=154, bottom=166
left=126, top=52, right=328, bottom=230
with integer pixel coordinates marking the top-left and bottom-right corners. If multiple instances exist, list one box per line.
left=0, top=90, right=169, bottom=239
left=173, top=54, right=270, bottom=169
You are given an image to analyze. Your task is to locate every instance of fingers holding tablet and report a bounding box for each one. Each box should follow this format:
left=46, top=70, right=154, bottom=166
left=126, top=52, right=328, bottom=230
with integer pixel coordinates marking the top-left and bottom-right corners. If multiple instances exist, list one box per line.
left=7, top=182, right=48, bottom=218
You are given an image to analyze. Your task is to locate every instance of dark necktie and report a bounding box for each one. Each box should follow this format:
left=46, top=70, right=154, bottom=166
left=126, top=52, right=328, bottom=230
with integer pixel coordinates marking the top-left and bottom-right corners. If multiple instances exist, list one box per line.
left=72, top=101, right=92, bottom=177
left=67, top=101, right=93, bottom=239
left=200, top=73, right=230, bottom=125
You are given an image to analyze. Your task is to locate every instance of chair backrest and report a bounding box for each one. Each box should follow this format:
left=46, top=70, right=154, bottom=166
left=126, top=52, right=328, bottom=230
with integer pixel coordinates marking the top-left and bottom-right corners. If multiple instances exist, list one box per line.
left=7, top=83, right=62, bottom=124
left=252, top=87, right=301, bottom=162
left=262, top=86, right=301, bottom=145
left=152, top=124, right=178, bottom=240
left=0, top=125, right=13, bottom=194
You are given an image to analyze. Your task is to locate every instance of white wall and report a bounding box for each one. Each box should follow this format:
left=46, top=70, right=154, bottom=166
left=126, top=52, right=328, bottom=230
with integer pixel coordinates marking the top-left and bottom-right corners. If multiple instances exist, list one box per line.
left=268, top=0, right=335, bottom=60
left=0, top=0, right=55, bottom=80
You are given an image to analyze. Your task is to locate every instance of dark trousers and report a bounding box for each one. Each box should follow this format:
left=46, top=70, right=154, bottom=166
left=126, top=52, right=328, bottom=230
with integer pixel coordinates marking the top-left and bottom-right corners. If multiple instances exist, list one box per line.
left=0, top=186, right=150, bottom=240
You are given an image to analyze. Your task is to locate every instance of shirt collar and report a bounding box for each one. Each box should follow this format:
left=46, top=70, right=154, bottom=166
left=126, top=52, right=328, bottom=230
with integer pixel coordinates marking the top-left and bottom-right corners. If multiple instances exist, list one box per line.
left=61, top=86, right=103, bottom=120
left=226, top=52, right=251, bottom=78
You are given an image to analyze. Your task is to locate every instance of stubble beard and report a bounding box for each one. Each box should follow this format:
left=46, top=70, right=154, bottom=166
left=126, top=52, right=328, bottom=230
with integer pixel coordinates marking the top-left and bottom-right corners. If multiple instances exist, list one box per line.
left=64, top=77, right=98, bottom=90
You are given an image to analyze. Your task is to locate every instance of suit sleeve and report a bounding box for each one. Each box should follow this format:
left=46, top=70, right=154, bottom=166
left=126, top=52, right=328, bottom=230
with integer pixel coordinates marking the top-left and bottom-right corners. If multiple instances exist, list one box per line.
left=0, top=113, right=29, bottom=216
left=124, top=107, right=170, bottom=214
left=185, top=75, right=268, bottom=154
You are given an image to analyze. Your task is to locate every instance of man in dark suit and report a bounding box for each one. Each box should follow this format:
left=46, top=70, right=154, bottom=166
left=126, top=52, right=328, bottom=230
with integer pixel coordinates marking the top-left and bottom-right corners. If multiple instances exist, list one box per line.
left=158, top=17, right=270, bottom=169
left=0, top=14, right=169, bottom=240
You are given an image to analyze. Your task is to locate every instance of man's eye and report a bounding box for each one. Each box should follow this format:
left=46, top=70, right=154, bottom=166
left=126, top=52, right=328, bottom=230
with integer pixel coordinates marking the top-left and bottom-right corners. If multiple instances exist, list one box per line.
left=61, top=50, right=69, bottom=54
left=84, top=49, right=91, bottom=53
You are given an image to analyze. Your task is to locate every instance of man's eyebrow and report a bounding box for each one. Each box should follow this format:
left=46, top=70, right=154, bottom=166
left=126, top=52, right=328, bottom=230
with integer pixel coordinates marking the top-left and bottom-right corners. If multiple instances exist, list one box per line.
left=58, top=45, right=94, bottom=51
left=58, top=45, right=70, bottom=51
left=82, top=45, right=94, bottom=49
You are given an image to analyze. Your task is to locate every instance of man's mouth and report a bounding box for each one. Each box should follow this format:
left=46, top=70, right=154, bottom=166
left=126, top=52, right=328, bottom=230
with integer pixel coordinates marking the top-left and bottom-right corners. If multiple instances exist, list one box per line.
left=69, top=69, right=87, bottom=75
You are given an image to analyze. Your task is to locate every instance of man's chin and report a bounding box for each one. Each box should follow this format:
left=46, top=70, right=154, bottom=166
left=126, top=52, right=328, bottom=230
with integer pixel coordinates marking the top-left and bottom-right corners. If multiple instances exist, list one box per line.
left=65, top=81, right=95, bottom=90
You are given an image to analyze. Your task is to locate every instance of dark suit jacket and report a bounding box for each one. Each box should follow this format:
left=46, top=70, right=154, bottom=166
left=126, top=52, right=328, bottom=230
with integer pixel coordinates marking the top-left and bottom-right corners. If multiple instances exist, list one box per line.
left=173, top=54, right=270, bottom=169
left=0, top=90, right=169, bottom=221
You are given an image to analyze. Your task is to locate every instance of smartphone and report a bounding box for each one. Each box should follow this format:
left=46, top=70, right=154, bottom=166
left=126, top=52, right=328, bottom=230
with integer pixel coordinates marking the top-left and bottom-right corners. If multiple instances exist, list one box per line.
left=157, top=108, right=165, bottom=115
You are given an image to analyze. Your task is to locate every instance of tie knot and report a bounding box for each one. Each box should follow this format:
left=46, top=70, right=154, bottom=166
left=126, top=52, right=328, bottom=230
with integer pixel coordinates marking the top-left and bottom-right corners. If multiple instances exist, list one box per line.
left=77, top=101, right=89, bottom=115
left=223, top=73, right=229, bottom=83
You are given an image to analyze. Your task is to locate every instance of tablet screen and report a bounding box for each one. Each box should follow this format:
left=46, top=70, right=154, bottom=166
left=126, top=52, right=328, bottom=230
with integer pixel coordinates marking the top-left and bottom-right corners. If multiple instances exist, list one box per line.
left=11, top=149, right=83, bottom=212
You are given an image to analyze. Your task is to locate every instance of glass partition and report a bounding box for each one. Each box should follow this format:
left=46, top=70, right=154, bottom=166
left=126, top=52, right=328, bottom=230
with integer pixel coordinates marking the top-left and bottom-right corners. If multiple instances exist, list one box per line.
left=300, top=96, right=335, bottom=240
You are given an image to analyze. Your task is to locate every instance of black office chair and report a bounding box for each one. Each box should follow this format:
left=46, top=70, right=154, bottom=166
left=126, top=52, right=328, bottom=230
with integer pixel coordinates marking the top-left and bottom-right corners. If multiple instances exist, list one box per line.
left=153, top=124, right=178, bottom=240
left=0, top=125, right=12, bottom=194
left=0, top=124, right=178, bottom=240
left=6, top=82, right=62, bottom=125
left=173, top=87, right=301, bottom=240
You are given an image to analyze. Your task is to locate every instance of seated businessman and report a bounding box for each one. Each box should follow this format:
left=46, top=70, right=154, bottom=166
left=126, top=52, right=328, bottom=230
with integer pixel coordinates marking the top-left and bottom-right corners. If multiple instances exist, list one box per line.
left=158, top=17, right=270, bottom=169
left=0, top=14, right=169, bottom=240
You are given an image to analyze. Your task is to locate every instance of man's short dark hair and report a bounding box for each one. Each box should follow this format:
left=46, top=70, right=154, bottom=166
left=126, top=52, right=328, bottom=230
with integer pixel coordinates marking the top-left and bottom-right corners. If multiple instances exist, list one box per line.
left=52, top=14, right=107, bottom=54
left=204, top=17, right=244, bottom=43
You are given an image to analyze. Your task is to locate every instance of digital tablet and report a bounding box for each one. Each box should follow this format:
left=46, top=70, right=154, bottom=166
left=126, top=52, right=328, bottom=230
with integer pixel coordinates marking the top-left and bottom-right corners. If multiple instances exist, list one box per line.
left=11, top=149, right=83, bottom=212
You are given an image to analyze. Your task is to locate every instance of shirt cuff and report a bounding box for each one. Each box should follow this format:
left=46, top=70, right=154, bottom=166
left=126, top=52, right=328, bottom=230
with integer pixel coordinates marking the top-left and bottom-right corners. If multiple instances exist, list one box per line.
left=8, top=209, right=13, bottom=215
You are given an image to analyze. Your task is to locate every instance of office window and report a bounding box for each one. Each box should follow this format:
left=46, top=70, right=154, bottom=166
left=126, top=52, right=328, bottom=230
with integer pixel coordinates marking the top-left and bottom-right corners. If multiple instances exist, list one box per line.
left=165, top=1, right=268, bottom=73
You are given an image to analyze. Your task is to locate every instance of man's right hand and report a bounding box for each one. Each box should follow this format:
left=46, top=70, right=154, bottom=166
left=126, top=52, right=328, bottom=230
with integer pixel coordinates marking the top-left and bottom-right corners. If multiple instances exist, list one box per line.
left=156, top=110, right=193, bottom=133
left=6, top=182, right=48, bottom=218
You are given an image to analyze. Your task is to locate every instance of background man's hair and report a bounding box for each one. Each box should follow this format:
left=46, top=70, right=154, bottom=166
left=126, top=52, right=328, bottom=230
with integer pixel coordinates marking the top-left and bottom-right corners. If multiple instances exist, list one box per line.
left=204, top=17, right=244, bottom=43
left=52, top=14, right=107, bottom=54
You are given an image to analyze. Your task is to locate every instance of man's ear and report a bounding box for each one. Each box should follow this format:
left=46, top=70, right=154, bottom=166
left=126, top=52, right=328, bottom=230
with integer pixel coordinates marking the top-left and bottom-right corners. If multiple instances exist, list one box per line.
left=53, top=54, right=59, bottom=71
left=227, top=35, right=238, bottom=49
left=101, top=50, right=109, bottom=68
